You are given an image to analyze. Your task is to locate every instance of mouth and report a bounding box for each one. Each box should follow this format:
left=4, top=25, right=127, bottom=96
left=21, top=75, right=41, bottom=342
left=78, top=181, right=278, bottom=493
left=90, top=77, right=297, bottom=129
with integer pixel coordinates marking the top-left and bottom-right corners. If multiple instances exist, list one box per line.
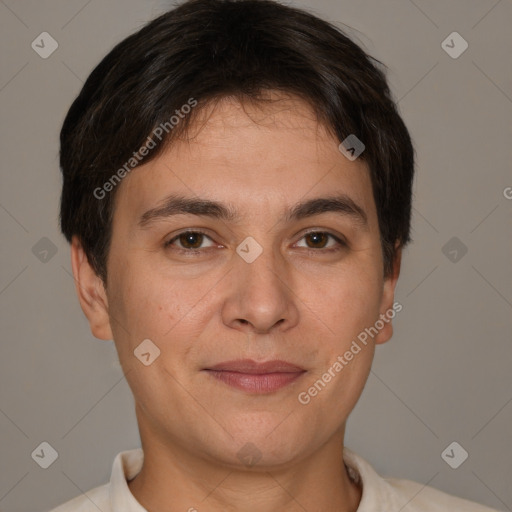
left=203, top=359, right=306, bottom=394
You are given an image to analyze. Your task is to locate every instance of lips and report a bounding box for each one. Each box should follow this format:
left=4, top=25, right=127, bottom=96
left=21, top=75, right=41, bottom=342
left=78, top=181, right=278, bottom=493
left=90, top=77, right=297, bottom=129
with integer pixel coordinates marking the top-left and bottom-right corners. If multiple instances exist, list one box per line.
left=203, top=359, right=306, bottom=393
left=206, top=359, right=304, bottom=373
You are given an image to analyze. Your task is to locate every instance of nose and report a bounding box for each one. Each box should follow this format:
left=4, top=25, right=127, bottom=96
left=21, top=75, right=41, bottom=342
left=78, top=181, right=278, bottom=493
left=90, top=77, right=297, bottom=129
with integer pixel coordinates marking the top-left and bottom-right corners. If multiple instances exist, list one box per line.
left=221, top=243, right=300, bottom=335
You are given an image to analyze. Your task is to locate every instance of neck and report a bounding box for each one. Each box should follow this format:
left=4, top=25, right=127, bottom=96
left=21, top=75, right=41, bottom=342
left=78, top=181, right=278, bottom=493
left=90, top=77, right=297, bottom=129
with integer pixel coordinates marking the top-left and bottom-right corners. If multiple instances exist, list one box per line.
left=128, top=430, right=362, bottom=512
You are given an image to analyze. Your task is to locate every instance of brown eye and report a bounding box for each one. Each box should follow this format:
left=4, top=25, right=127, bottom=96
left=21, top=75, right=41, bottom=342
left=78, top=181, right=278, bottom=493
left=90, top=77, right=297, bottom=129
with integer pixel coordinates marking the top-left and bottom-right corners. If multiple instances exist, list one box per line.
left=305, top=232, right=329, bottom=249
left=178, top=232, right=204, bottom=249
left=165, top=231, right=215, bottom=251
left=295, top=231, right=346, bottom=251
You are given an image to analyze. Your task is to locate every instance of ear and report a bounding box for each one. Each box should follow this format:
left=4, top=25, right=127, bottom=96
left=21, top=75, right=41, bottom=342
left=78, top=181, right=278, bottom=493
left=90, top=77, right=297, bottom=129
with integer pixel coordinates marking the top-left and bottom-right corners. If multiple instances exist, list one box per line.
left=70, top=235, right=113, bottom=341
left=374, top=244, right=402, bottom=345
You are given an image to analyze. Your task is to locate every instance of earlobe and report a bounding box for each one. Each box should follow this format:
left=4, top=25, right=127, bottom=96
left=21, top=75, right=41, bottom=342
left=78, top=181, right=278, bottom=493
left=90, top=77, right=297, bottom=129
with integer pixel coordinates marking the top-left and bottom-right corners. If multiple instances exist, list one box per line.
left=70, top=236, right=113, bottom=341
left=374, top=245, right=402, bottom=345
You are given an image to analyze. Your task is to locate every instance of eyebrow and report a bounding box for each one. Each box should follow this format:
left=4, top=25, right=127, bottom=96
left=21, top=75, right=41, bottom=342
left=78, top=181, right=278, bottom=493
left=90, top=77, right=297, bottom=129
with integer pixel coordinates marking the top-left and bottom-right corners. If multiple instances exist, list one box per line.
left=138, top=193, right=368, bottom=229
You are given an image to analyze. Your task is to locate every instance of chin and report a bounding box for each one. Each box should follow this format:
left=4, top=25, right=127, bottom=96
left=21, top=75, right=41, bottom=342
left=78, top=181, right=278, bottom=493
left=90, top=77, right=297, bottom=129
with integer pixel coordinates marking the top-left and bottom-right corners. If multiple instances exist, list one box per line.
left=203, top=420, right=315, bottom=469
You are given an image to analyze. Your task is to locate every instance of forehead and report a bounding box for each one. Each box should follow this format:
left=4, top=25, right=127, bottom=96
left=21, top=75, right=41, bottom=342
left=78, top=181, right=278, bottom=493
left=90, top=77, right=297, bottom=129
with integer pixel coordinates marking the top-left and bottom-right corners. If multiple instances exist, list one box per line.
left=113, top=93, right=376, bottom=226
left=178, top=94, right=345, bottom=163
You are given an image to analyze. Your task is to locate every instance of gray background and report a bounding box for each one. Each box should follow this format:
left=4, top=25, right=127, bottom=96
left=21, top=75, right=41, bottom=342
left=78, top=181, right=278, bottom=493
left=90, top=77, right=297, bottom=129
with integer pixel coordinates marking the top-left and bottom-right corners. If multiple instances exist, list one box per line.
left=1, top=0, right=511, bottom=511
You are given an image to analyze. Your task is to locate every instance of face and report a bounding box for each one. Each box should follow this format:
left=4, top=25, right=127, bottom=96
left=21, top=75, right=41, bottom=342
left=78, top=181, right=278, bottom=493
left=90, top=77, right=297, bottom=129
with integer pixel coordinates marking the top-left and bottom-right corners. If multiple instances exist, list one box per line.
left=73, top=93, right=399, bottom=469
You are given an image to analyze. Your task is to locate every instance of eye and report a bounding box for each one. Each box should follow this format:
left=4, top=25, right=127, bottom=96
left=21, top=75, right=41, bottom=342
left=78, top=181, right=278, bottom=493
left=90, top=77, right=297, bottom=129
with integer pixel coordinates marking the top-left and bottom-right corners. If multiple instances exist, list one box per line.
left=165, top=230, right=216, bottom=251
left=295, top=231, right=346, bottom=251
left=164, top=229, right=346, bottom=255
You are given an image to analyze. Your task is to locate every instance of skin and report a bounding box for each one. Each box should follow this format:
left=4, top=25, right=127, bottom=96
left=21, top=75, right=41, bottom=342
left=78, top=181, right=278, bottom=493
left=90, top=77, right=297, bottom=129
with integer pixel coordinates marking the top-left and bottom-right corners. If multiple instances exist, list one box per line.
left=71, top=92, right=401, bottom=512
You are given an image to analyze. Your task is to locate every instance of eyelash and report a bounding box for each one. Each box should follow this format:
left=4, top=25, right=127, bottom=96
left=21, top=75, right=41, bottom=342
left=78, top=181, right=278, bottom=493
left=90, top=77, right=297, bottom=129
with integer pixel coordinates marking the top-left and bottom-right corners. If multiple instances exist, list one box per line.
left=164, top=229, right=347, bottom=255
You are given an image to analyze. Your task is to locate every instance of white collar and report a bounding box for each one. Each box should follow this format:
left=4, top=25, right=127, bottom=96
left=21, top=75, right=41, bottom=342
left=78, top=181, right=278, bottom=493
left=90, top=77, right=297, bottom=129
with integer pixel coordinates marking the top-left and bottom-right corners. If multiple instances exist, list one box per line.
left=108, top=446, right=396, bottom=511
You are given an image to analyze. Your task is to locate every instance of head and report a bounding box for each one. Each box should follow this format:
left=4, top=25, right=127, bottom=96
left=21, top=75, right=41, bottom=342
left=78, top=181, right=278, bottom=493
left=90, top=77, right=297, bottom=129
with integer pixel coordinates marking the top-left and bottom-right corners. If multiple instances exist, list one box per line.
left=60, top=0, right=414, bottom=469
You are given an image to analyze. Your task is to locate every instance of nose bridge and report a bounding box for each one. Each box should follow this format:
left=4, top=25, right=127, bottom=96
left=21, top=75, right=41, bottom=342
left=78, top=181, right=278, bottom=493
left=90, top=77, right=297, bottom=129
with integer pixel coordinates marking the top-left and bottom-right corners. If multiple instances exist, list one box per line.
left=222, top=233, right=298, bottom=333
left=236, top=234, right=286, bottom=298
left=236, top=236, right=282, bottom=289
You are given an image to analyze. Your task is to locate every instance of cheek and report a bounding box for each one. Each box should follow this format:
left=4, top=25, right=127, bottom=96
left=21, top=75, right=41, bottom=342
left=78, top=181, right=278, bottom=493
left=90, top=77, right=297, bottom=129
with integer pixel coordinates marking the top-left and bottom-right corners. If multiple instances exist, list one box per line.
left=299, top=263, right=384, bottom=347
left=111, top=251, right=181, bottom=317
left=106, top=267, right=182, bottom=354
left=297, top=272, right=379, bottom=424
left=107, top=258, right=223, bottom=369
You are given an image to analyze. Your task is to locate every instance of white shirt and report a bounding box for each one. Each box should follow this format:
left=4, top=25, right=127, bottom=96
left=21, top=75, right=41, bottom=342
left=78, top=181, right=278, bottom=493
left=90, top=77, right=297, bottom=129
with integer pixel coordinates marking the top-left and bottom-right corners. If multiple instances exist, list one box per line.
left=49, top=447, right=500, bottom=511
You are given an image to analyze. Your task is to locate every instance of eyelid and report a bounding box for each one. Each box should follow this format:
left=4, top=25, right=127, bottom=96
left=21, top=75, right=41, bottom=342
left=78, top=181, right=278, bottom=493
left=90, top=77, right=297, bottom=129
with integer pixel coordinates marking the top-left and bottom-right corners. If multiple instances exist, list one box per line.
left=164, top=228, right=347, bottom=253
left=293, top=229, right=347, bottom=250
left=164, top=229, right=218, bottom=250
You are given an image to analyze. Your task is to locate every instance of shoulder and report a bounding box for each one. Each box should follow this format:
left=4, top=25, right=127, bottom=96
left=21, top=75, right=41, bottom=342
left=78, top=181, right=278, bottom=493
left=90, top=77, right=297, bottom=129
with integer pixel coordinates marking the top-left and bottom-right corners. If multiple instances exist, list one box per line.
left=47, top=483, right=110, bottom=512
left=343, top=447, right=499, bottom=512
left=384, top=477, right=500, bottom=512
